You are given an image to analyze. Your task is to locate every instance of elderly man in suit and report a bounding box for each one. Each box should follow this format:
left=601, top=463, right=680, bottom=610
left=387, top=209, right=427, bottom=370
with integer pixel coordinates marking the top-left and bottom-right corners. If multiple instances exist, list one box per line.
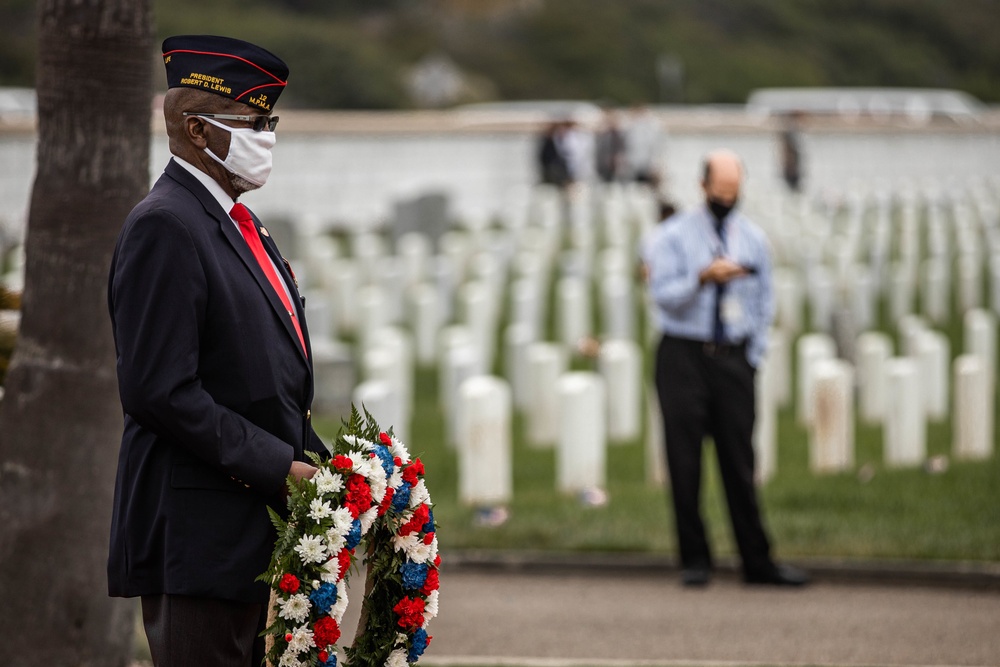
left=107, top=35, right=325, bottom=665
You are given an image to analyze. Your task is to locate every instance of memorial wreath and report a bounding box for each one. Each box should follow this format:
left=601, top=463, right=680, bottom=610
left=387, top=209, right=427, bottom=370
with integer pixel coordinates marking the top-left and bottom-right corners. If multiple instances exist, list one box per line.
left=259, top=408, right=439, bottom=667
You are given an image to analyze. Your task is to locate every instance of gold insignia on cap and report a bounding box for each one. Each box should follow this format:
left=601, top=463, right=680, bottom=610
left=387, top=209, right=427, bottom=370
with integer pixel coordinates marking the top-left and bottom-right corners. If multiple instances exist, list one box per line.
left=260, top=227, right=269, bottom=237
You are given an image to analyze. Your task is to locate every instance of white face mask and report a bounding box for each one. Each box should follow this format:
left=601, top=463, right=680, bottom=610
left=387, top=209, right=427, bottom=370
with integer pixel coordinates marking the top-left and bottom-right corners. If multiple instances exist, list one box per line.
left=200, top=115, right=276, bottom=188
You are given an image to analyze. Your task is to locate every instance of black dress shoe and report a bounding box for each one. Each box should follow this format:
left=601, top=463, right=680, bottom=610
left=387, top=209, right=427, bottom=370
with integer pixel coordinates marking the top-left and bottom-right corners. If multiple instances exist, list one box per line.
left=744, top=564, right=810, bottom=587
left=681, top=567, right=711, bottom=587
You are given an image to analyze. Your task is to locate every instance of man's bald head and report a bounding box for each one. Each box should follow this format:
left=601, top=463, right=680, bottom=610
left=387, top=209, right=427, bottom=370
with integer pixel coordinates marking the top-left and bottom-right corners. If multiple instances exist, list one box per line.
left=701, top=149, right=744, bottom=207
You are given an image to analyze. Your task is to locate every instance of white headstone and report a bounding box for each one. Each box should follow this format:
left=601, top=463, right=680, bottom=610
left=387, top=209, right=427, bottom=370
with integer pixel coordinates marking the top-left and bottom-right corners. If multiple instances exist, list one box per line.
left=754, top=353, right=778, bottom=485
left=397, top=232, right=432, bottom=286
left=599, top=275, right=635, bottom=341
left=311, top=338, right=354, bottom=417
left=766, top=328, right=791, bottom=408
left=330, top=258, right=360, bottom=335
left=888, top=264, right=915, bottom=324
left=808, top=266, right=835, bottom=332
left=884, top=358, right=926, bottom=467
left=304, top=291, right=335, bottom=341
left=457, top=376, right=513, bottom=506
left=809, top=359, right=855, bottom=473
left=503, top=323, right=535, bottom=412
left=916, top=330, right=950, bottom=421
left=509, top=278, right=543, bottom=341
left=598, top=339, right=642, bottom=443
left=848, top=266, right=876, bottom=333
left=952, top=355, right=993, bottom=460
left=525, top=342, right=568, bottom=448
left=774, top=268, right=803, bottom=334
left=556, top=277, right=592, bottom=349
left=442, top=343, right=481, bottom=448
left=557, top=372, right=607, bottom=494
left=856, top=331, right=893, bottom=424
left=353, top=380, right=401, bottom=442
left=796, top=333, right=836, bottom=425
left=409, top=283, right=441, bottom=367
left=459, top=281, right=497, bottom=374
left=920, top=258, right=950, bottom=325
left=956, top=254, right=982, bottom=313
left=356, top=284, right=389, bottom=345
left=964, top=309, right=997, bottom=390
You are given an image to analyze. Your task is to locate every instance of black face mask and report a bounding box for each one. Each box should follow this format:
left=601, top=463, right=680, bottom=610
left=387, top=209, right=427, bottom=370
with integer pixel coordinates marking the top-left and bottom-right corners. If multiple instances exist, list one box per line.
left=708, top=198, right=737, bottom=222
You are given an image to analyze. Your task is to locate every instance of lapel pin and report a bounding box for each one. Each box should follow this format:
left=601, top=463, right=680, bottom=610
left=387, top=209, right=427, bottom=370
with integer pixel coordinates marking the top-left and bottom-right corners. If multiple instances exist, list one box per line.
left=259, top=227, right=270, bottom=237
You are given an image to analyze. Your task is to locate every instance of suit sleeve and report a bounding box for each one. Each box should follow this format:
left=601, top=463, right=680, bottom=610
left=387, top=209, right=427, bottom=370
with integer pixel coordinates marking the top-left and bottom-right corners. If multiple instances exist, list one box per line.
left=110, top=208, right=294, bottom=494
left=649, top=227, right=703, bottom=313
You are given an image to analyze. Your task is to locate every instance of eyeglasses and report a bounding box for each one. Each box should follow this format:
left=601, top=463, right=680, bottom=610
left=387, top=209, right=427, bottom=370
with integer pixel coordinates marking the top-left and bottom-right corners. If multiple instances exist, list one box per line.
left=183, top=112, right=279, bottom=132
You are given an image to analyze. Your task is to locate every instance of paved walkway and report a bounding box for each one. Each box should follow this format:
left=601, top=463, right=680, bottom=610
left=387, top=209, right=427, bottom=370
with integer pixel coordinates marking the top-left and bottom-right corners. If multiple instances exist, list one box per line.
left=402, top=566, right=1000, bottom=667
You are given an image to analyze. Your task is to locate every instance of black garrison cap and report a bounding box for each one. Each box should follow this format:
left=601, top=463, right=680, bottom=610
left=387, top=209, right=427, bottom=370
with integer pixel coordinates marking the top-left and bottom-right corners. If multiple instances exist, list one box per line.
left=162, top=35, right=288, bottom=112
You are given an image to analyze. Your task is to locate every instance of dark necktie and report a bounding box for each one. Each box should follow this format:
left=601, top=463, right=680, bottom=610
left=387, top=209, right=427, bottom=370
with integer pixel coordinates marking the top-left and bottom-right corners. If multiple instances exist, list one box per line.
left=713, top=220, right=727, bottom=345
left=230, top=203, right=307, bottom=357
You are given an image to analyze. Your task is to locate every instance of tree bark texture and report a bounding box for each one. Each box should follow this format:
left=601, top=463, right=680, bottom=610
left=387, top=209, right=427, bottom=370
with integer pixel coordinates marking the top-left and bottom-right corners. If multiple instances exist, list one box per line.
left=0, top=1, right=152, bottom=665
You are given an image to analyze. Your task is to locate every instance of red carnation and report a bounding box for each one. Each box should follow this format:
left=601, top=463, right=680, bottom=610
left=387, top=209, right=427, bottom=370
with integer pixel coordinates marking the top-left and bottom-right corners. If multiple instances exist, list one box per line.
left=313, top=616, right=341, bottom=648
left=337, top=548, right=353, bottom=581
left=434, top=554, right=441, bottom=567
left=278, top=573, right=300, bottom=594
left=421, top=567, right=440, bottom=595
left=379, top=431, right=392, bottom=445
left=393, top=457, right=402, bottom=466
left=332, top=455, right=354, bottom=472
left=345, top=473, right=373, bottom=516
left=319, top=650, right=329, bottom=662
left=399, top=504, right=431, bottom=536
left=423, top=531, right=435, bottom=545
left=378, top=487, right=395, bottom=516
left=393, top=596, right=426, bottom=631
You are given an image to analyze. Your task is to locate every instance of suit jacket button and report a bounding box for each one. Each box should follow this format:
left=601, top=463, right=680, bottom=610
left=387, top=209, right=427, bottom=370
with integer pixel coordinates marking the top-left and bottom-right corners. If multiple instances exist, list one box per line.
left=306, top=409, right=311, bottom=420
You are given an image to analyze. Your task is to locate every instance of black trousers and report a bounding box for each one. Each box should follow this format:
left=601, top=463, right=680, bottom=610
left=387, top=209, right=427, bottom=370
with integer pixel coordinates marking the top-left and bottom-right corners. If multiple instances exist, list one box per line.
left=654, top=334, right=774, bottom=577
left=141, top=594, right=267, bottom=667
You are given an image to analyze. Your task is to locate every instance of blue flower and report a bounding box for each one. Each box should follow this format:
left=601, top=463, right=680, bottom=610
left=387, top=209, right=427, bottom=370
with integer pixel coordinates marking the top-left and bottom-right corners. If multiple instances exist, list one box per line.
left=374, top=445, right=395, bottom=477
left=422, top=508, right=435, bottom=534
left=408, top=628, right=429, bottom=662
left=309, top=582, right=339, bottom=614
left=345, top=518, right=362, bottom=550
left=400, top=561, right=428, bottom=590
left=321, top=654, right=338, bottom=667
left=392, top=482, right=411, bottom=511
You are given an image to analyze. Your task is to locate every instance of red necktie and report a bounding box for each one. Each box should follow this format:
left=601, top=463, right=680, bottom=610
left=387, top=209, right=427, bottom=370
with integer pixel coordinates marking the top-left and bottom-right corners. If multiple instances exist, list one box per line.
left=230, top=203, right=307, bottom=357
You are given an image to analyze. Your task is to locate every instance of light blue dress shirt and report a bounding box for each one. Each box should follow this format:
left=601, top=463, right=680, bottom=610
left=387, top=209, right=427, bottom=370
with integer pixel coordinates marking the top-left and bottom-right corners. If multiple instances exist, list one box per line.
left=647, top=203, right=774, bottom=367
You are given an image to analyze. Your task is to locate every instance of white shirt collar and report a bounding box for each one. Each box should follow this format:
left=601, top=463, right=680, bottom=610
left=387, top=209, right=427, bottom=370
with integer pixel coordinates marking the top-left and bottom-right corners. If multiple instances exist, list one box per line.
left=170, top=155, right=238, bottom=221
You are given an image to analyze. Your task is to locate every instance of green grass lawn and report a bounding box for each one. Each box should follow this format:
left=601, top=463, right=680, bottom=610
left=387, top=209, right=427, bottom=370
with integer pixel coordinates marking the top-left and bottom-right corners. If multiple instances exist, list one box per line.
left=315, top=363, right=1000, bottom=564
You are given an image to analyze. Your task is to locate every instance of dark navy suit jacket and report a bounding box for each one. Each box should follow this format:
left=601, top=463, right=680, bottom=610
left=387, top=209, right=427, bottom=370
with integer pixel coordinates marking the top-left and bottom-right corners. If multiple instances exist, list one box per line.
left=107, top=159, right=327, bottom=603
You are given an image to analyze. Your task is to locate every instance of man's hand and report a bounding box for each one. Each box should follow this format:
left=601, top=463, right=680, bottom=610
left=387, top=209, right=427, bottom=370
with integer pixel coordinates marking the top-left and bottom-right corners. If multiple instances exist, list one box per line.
left=288, top=460, right=319, bottom=484
left=699, top=257, right=749, bottom=285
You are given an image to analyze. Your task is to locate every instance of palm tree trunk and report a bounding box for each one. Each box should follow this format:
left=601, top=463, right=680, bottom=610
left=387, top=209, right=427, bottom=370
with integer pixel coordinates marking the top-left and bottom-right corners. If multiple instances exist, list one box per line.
left=0, top=1, right=152, bottom=664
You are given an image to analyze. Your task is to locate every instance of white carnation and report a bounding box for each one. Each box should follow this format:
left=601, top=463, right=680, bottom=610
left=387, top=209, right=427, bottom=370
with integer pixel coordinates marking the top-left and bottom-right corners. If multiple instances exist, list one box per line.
left=308, top=498, right=333, bottom=522
left=330, top=579, right=349, bottom=623
left=390, top=440, right=410, bottom=464
left=294, top=534, right=327, bottom=564
left=325, top=529, right=347, bottom=554
left=423, top=589, right=439, bottom=622
left=277, top=593, right=311, bottom=624
left=427, top=535, right=439, bottom=564
left=387, top=470, right=403, bottom=489
left=385, top=648, right=409, bottom=667
left=392, top=533, right=420, bottom=555
left=320, top=556, right=340, bottom=583
left=395, top=633, right=409, bottom=646
left=314, top=468, right=344, bottom=495
left=409, top=480, right=430, bottom=508
left=288, top=626, right=315, bottom=654
left=330, top=507, right=354, bottom=536
left=359, top=506, right=379, bottom=534
left=369, top=473, right=387, bottom=504
left=279, top=651, right=305, bottom=667
left=407, top=539, right=433, bottom=564
left=347, top=451, right=370, bottom=476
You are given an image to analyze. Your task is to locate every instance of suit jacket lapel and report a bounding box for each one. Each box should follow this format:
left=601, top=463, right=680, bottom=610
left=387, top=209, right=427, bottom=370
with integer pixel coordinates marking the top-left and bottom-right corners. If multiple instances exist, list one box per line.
left=164, top=161, right=311, bottom=368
